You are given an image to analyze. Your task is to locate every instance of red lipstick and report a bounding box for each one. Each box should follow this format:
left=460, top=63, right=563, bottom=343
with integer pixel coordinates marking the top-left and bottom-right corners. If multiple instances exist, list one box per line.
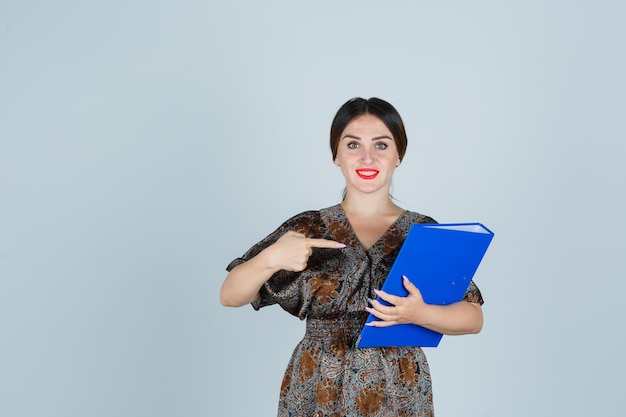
left=356, top=169, right=379, bottom=180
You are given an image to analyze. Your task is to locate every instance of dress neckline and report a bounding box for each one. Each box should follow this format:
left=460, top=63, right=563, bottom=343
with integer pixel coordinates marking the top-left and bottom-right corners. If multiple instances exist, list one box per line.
left=336, top=204, right=408, bottom=253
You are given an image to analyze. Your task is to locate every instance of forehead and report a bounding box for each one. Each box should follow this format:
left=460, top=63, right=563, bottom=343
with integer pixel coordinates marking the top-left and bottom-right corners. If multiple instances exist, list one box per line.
left=342, top=114, right=393, bottom=138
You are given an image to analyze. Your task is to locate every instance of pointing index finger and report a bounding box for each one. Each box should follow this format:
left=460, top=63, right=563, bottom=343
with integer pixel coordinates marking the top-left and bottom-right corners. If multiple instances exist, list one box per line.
left=307, top=238, right=346, bottom=249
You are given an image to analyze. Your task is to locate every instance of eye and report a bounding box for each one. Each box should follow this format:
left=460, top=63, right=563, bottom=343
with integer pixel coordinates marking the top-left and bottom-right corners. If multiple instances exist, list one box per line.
left=347, top=142, right=359, bottom=149
left=375, top=142, right=389, bottom=150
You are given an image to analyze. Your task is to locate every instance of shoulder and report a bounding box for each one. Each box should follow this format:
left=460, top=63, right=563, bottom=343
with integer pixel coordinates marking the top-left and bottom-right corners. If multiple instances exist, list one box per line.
left=404, top=210, right=438, bottom=225
left=389, top=209, right=437, bottom=237
left=282, top=209, right=321, bottom=224
left=279, top=209, right=324, bottom=235
left=282, top=204, right=346, bottom=237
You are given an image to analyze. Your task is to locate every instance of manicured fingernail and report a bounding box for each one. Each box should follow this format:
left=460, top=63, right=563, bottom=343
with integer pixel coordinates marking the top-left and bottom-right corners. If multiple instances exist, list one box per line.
left=335, top=242, right=346, bottom=248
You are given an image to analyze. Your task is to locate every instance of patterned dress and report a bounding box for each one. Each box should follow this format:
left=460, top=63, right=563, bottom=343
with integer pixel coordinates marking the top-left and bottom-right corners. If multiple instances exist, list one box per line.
left=226, top=204, right=484, bottom=417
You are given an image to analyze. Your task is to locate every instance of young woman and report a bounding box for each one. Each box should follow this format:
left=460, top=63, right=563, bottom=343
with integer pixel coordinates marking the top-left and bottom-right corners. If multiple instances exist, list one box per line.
left=220, top=97, right=484, bottom=416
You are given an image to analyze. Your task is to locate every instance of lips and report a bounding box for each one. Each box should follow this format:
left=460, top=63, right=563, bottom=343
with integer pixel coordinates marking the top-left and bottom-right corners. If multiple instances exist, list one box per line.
left=356, top=169, right=379, bottom=180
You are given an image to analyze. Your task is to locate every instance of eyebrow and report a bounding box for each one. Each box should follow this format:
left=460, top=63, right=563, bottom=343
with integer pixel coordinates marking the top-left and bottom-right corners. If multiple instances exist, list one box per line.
left=342, top=135, right=393, bottom=141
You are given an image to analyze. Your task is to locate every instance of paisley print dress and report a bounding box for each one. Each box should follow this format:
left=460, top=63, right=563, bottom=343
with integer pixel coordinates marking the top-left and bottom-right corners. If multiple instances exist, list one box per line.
left=226, top=204, right=484, bottom=417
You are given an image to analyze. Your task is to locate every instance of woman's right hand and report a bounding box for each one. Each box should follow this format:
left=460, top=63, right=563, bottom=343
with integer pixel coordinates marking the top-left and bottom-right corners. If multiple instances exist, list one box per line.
left=220, top=231, right=345, bottom=307
left=264, top=231, right=346, bottom=272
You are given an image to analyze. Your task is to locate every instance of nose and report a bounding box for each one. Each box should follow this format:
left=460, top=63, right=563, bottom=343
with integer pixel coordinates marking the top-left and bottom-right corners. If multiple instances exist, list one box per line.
left=360, top=148, right=374, bottom=164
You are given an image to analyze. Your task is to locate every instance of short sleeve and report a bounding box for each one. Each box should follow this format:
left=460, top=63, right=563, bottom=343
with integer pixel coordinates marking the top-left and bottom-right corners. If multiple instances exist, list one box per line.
left=225, top=211, right=324, bottom=315
left=462, top=280, right=484, bottom=305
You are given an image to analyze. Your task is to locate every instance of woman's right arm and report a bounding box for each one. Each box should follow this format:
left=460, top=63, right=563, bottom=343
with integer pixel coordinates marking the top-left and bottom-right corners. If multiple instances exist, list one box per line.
left=219, top=247, right=281, bottom=307
left=219, top=231, right=346, bottom=307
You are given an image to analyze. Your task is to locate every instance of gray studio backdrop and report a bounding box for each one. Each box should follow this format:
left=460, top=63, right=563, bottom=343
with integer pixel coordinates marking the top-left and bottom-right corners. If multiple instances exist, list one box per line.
left=1, top=1, right=625, bottom=416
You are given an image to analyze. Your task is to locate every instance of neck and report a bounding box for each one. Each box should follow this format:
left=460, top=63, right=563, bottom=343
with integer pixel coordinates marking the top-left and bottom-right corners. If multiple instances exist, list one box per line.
left=341, top=191, right=401, bottom=218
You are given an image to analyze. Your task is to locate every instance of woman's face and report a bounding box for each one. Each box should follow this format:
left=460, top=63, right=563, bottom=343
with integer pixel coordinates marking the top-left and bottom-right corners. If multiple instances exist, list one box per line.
left=334, top=114, right=401, bottom=196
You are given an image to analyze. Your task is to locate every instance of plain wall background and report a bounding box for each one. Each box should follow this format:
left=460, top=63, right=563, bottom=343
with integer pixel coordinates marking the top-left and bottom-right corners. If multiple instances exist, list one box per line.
left=1, top=1, right=625, bottom=416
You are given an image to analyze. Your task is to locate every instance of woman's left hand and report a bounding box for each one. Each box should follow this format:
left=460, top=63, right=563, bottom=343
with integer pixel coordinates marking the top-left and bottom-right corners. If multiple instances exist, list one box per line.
left=364, top=275, right=428, bottom=327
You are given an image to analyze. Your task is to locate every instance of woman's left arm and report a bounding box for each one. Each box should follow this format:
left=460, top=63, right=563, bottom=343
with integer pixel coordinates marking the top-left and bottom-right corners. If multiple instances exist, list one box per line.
left=365, top=275, right=483, bottom=335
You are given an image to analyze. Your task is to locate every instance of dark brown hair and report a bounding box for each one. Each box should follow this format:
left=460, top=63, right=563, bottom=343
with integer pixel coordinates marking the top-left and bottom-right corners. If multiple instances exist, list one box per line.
left=329, top=97, right=408, bottom=161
